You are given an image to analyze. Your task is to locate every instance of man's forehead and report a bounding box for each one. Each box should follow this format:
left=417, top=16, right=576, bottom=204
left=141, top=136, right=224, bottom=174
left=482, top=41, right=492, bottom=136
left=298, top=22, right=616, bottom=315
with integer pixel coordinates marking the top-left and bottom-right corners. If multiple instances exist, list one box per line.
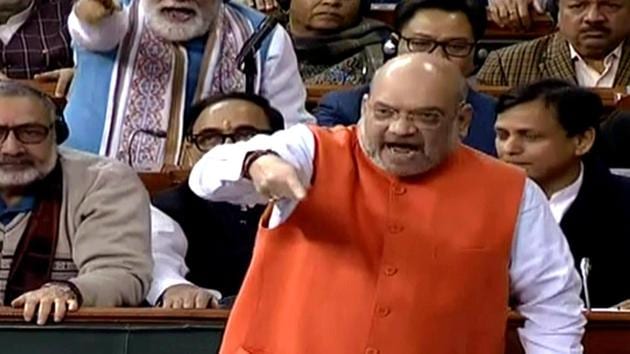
left=402, top=9, right=474, bottom=36
left=0, top=96, right=50, bottom=123
left=497, top=102, right=560, bottom=129
left=195, top=100, right=268, bottom=129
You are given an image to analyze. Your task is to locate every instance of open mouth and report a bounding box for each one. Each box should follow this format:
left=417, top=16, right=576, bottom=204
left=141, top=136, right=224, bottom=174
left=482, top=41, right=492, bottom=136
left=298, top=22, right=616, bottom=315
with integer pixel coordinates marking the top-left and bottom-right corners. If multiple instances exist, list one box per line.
left=161, top=7, right=197, bottom=22
left=384, top=142, right=420, bottom=155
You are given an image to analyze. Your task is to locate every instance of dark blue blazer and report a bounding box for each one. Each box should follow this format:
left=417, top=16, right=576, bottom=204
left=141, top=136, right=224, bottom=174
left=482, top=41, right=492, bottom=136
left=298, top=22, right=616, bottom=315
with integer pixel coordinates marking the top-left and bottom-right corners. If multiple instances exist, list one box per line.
left=560, top=158, right=630, bottom=307
left=314, top=84, right=498, bottom=155
left=153, top=182, right=264, bottom=297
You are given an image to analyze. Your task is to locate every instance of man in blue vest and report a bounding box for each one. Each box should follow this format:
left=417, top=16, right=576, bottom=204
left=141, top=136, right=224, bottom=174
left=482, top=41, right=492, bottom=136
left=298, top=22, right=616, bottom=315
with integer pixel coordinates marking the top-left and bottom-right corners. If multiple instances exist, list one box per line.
left=65, top=0, right=313, bottom=171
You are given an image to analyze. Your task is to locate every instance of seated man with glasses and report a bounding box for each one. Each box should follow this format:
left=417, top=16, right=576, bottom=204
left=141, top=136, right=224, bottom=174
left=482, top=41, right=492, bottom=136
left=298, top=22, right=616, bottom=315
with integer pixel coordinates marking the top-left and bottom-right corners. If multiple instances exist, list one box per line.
left=147, top=92, right=284, bottom=309
left=315, top=0, right=498, bottom=156
left=0, top=81, right=152, bottom=324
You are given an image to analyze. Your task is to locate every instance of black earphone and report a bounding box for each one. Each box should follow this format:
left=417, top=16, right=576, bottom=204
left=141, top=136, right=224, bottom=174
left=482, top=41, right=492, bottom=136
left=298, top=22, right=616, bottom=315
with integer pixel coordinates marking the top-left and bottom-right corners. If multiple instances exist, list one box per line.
left=382, top=33, right=399, bottom=58
left=53, top=107, right=70, bottom=145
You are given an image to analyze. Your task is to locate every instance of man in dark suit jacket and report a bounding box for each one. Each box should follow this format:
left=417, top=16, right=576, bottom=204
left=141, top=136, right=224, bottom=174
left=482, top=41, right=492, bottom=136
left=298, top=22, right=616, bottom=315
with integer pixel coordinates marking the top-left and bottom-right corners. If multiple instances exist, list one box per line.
left=478, top=0, right=630, bottom=87
left=148, top=93, right=285, bottom=309
left=495, top=78, right=630, bottom=308
left=314, top=0, right=499, bottom=156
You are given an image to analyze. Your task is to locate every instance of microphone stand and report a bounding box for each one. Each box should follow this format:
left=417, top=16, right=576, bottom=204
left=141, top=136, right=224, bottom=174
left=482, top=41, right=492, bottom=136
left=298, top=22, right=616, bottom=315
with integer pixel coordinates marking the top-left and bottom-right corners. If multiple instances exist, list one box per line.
left=580, top=257, right=592, bottom=311
left=235, top=11, right=285, bottom=94
left=127, top=128, right=168, bottom=169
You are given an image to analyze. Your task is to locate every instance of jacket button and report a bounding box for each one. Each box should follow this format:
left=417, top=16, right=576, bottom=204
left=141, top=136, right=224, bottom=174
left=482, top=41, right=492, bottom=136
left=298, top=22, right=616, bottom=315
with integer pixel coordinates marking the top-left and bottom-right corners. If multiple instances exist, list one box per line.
left=384, top=266, right=398, bottom=276
left=376, top=306, right=390, bottom=317
left=393, top=185, right=407, bottom=195
left=365, top=348, right=379, bottom=354
left=388, top=224, right=404, bottom=234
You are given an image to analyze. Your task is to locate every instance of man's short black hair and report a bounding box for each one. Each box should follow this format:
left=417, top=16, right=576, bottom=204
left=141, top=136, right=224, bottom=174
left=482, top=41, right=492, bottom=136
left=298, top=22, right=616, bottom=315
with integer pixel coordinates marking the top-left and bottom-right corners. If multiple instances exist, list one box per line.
left=186, top=92, right=285, bottom=134
left=496, top=79, right=604, bottom=137
left=394, top=0, right=487, bottom=41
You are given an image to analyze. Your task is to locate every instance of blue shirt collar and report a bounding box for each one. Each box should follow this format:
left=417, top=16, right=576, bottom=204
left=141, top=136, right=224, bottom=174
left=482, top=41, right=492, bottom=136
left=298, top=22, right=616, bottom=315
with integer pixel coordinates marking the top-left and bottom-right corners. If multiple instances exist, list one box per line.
left=0, top=195, right=36, bottom=225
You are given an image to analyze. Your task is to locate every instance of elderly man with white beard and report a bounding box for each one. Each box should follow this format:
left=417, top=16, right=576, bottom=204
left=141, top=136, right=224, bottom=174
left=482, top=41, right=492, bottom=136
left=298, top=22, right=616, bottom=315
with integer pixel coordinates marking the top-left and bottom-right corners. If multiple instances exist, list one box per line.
left=64, top=0, right=313, bottom=171
left=0, top=81, right=152, bottom=325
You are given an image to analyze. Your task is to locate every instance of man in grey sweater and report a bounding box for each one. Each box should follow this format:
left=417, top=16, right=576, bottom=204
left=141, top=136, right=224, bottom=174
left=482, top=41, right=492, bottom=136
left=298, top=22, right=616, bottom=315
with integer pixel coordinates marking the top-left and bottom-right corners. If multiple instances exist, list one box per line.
left=0, top=81, right=152, bottom=324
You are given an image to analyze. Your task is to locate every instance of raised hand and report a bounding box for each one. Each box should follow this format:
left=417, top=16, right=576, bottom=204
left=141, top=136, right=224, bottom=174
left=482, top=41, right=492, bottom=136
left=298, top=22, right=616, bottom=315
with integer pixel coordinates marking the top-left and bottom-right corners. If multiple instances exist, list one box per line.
left=488, top=0, right=546, bottom=30
left=74, top=0, right=122, bottom=25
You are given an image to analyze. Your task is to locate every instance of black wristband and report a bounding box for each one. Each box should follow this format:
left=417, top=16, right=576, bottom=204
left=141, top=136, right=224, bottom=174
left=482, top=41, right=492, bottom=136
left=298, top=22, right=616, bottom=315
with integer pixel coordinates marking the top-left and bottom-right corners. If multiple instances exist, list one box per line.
left=242, top=149, right=279, bottom=179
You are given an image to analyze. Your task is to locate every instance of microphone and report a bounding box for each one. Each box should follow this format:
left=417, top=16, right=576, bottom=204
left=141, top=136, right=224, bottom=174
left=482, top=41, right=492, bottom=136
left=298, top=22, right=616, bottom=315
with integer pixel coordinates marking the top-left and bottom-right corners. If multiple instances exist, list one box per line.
left=127, top=128, right=168, bottom=168
left=235, top=7, right=288, bottom=94
left=580, top=257, right=592, bottom=311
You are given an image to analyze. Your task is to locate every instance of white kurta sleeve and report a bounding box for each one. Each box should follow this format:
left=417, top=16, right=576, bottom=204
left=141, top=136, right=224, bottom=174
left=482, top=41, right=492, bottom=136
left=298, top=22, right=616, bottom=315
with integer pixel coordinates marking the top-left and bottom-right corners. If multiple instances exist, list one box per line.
left=147, top=206, right=221, bottom=305
left=510, top=179, right=586, bottom=354
left=260, top=26, right=315, bottom=126
left=68, top=4, right=130, bottom=52
left=189, top=124, right=315, bottom=228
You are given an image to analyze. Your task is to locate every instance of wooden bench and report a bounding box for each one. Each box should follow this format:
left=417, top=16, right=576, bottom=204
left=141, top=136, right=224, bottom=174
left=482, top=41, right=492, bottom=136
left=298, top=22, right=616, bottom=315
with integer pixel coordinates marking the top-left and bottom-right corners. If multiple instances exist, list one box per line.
left=477, top=85, right=628, bottom=110
left=305, top=84, right=630, bottom=111
left=139, top=170, right=190, bottom=196
left=0, top=307, right=628, bottom=354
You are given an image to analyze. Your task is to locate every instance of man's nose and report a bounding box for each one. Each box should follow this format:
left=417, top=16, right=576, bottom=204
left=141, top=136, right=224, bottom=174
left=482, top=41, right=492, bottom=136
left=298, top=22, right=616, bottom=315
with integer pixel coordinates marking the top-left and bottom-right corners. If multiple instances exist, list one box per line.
left=320, top=0, right=342, bottom=8
left=584, top=4, right=606, bottom=23
left=428, top=45, right=449, bottom=60
left=0, top=131, right=25, bottom=156
left=388, top=117, right=418, bottom=136
left=501, top=136, right=524, bottom=155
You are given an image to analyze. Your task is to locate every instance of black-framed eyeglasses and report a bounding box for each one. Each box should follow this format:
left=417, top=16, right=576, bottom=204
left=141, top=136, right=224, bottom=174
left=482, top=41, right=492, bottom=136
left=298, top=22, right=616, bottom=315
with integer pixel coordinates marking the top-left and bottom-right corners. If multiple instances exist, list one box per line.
left=0, top=123, right=53, bottom=145
left=187, top=126, right=272, bottom=152
left=400, top=36, right=476, bottom=58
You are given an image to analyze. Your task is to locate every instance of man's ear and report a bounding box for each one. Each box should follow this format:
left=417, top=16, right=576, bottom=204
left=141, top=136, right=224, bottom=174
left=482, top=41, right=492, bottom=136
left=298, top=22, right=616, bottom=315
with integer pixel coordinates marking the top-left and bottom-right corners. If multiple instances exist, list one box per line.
left=456, top=103, right=473, bottom=139
left=574, top=127, right=596, bottom=157
left=360, top=93, right=369, bottom=118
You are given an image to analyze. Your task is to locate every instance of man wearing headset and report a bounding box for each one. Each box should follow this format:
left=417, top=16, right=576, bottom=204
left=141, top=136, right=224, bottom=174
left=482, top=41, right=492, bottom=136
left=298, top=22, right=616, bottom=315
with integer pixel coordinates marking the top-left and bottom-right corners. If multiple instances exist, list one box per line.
left=0, top=81, right=152, bottom=325
left=315, top=0, right=498, bottom=155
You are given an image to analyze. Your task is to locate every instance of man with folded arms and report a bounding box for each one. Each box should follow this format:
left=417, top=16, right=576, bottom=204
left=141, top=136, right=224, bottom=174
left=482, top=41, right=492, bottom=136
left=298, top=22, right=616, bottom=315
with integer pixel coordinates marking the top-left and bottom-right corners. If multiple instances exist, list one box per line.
left=190, top=53, right=584, bottom=354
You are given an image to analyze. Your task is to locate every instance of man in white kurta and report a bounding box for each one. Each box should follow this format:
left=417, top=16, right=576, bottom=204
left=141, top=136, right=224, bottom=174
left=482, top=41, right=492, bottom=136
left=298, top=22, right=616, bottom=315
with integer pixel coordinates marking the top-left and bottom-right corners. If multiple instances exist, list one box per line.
left=65, top=0, right=313, bottom=170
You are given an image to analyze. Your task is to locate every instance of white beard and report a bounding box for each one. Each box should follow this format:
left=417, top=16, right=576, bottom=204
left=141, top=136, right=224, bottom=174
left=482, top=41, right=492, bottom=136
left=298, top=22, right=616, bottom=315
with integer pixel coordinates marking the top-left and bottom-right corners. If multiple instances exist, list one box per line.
left=142, top=0, right=216, bottom=42
left=0, top=150, right=57, bottom=188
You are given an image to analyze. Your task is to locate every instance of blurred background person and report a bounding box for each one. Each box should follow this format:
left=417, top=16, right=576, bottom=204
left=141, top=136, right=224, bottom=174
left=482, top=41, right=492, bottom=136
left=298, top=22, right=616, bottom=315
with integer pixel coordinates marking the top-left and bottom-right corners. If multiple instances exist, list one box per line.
left=289, top=0, right=391, bottom=85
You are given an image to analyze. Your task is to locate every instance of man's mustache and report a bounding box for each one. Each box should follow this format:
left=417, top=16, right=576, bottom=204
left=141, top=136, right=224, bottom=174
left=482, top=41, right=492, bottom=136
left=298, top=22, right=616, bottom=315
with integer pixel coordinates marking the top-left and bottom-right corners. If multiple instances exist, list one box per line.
left=581, top=25, right=611, bottom=34
left=0, top=156, right=34, bottom=165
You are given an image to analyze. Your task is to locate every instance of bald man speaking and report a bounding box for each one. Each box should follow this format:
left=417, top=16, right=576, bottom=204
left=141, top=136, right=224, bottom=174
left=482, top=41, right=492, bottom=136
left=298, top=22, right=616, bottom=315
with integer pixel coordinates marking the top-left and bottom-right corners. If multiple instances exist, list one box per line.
left=189, top=53, right=585, bottom=354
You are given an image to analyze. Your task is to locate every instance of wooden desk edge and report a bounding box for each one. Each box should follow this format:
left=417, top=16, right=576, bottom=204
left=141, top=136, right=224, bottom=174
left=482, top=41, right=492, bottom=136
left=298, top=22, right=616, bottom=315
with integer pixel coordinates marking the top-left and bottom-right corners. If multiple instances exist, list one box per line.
left=0, top=307, right=627, bottom=324
left=0, top=307, right=229, bottom=324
